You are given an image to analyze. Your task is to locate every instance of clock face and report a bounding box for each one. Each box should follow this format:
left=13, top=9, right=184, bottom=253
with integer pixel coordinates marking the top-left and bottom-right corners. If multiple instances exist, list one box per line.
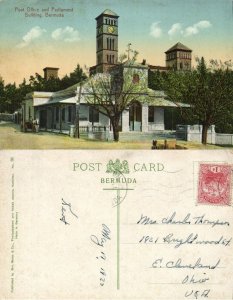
left=107, top=26, right=114, bottom=34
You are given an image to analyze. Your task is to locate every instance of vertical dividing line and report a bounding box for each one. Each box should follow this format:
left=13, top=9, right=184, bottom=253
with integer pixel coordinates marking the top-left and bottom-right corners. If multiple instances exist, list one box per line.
left=117, top=189, right=120, bottom=290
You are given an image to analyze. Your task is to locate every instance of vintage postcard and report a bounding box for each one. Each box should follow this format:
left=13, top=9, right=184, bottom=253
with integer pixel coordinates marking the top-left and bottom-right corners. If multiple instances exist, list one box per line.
left=0, top=0, right=233, bottom=299
left=0, top=0, right=232, bottom=149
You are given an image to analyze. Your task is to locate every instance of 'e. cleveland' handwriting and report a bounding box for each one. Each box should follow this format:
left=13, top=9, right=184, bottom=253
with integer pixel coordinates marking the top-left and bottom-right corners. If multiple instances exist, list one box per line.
left=152, top=257, right=220, bottom=270
left=60, top=198, right=78, bottom=225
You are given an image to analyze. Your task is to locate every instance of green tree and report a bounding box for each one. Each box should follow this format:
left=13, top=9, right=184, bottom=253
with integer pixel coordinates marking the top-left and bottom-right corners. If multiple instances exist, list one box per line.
left=162, top=57, right=233, bottom=144
left=4, top=83, right=21, bottom=113
left=27, top=64, right=87, bottom=92
left=19, top=78, right=33, bottom=96
left=0, top=77, right=26, bottom=113
left=0, top=64, right=87, bottom=114
left=148, top=69, right=167, bottom=91
left=60, top=64, right=87, bottom=89
left=0, top=77, right=6, bottom=112
left=43, top=77, right=62, bottom=92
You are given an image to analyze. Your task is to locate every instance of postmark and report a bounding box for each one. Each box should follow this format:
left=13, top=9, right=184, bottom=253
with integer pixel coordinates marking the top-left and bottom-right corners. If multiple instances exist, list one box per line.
left=198, top=164, right=232, bottom=206
left=105, top=159, right=132, bottom=207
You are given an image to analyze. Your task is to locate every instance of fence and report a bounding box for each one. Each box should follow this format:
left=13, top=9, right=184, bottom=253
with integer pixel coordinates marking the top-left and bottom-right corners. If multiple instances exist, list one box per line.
left=0, top=113, right=14, bottom=122
left=79, top=126, right=109, bottom=133
left=70, top=125, right=110, bottom=140
left=176, top=124, right=216, bottom=144
left=216, top=133, right=233, bottom=145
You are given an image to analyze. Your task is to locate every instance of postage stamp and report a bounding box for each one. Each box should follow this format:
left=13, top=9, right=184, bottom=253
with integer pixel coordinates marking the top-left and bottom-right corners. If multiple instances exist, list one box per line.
left=198, top=164, right=232, bottom=206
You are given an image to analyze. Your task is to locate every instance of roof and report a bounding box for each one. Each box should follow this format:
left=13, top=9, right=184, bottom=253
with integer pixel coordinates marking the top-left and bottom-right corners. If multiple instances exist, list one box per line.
left=43, top=67, right=59, bottom=71
left=25, top=91, right=53, bottom=100
left=36, top=78, right=92, bottom=105
left=148, top=97, right=190, bottom=108
left=122, top=60, right=148, bottom=69
left=165, top=42, right=192, bottom=53
left=28, top=78, right=190, bottom=109
left=149, top=65, right=168, bottom=71
left=50, top=82, right=81, bottom=99
left=96, top=9, right=119, bottom=19
left=102, top=9, right=118, bottom=16
left=147, top=89, right=190, bottom=108
left=35, top=96, right=76, bottom=107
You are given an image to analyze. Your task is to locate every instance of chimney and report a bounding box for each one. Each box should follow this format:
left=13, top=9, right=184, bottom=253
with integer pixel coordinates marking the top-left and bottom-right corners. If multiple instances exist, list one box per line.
left=43, top=67, right=59, bottom=80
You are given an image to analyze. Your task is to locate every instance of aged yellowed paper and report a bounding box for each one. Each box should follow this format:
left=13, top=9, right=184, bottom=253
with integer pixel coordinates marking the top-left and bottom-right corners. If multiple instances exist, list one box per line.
left=0, top=150, right=232, bottom=299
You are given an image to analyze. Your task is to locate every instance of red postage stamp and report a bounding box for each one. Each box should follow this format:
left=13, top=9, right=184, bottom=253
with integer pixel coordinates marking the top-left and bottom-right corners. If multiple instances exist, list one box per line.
left=198, top=164, right=232, bottom=205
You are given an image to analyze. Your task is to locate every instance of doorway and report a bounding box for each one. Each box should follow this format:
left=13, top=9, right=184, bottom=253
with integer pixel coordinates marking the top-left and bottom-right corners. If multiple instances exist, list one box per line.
left=39, top=110, right=47, bottom=129
left=129, top=101, right=142, bottom=131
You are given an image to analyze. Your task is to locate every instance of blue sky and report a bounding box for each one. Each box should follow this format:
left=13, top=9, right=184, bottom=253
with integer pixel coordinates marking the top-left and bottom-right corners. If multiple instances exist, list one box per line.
left=0, top=0, right=232, bottom=83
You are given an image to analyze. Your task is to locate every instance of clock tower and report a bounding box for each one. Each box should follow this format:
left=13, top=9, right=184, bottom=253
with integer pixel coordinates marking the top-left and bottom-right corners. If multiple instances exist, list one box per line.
left=95, top=9, right=119, bottom=73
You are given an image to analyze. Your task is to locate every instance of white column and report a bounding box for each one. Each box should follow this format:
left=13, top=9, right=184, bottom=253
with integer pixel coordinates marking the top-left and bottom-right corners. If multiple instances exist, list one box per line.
left=207, top=125, right=216, bottom=144
left=122, top=109, right=129, bottom=132
left=154, top=108, right=164, bottom=130
left=69, top=125, right=75, bottom=137
left=141, top=104, right=148, bottom=132
left=186, top=125, right=191, bottom=141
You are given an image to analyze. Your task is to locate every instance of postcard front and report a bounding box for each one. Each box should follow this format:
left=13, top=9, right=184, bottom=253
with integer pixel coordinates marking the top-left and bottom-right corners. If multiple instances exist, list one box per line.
left=0, top=150, right=232, bottom=299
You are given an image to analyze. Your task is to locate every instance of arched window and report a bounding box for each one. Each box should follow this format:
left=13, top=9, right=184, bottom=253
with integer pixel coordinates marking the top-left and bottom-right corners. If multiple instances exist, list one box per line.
left=185, top=62, right=189, bottom=69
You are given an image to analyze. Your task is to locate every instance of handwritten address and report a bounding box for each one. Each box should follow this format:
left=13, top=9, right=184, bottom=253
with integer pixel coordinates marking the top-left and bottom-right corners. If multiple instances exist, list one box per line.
left=135, top=211, right=232, bottom=299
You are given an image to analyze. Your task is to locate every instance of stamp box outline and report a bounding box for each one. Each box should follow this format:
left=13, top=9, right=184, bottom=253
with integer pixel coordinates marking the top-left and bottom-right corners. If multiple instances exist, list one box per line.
left=197, top=163, right=232, bottom=206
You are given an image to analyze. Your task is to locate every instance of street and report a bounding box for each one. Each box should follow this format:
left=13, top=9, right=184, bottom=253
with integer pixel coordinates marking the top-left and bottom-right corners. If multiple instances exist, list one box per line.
left=0, top=123, right=223, bottom=150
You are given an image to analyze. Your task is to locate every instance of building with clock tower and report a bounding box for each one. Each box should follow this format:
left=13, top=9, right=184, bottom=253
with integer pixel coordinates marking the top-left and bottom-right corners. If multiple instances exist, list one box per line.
left=90, top=9, right=119, bottom=74
left=22, top=9, right=193, bottom=140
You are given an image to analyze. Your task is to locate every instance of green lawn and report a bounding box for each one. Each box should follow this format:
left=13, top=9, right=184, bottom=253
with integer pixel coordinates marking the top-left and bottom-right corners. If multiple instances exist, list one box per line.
left=0, top=122, right=227, bottom=150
